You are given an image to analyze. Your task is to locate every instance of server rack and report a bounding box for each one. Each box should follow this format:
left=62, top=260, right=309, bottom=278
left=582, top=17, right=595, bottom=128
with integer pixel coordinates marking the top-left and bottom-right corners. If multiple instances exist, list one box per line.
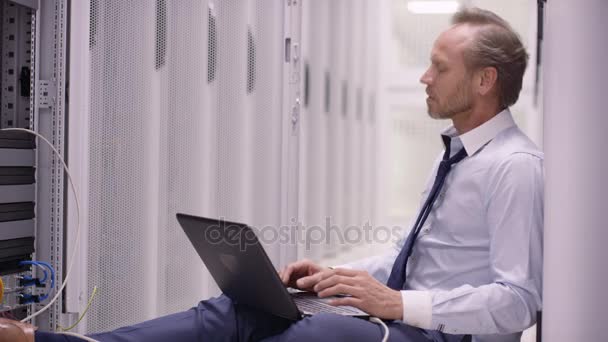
left=0, top=0, right=37, bottom=320
left=0, top=0, right=68, bottom=332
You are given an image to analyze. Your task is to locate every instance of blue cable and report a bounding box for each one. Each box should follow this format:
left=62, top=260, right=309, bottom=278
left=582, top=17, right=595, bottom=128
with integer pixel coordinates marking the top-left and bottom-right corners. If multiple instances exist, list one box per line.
left=34, top=261, right=56, bottom=290
left=18, top=261, right=49, bottom=284
left=18, top=260, right=56, bottom=302
left=36, top=261, right=55, bottom=301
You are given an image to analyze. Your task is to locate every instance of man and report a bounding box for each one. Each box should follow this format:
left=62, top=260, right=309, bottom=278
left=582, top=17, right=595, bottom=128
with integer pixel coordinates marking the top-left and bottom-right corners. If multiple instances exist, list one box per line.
left=279, top=7, right=542, bottom=341
left=10, top=7, right=542, bottom=342
left=0, top=318, right=35, bottom=342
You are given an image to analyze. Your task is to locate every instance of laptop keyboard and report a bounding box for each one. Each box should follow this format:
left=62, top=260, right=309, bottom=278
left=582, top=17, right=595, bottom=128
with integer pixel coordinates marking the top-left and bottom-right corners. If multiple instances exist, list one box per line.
left=291, top=293, right=367, bottom=316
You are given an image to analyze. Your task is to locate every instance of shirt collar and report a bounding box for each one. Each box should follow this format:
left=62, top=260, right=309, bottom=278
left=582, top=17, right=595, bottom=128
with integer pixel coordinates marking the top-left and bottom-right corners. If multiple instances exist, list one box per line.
left=440, top=108, right=516, bottom=156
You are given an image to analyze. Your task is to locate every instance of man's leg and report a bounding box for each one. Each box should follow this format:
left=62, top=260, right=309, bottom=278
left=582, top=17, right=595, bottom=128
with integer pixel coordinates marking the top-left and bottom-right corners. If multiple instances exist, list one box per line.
left=34, top=297, right=469, bottom=342
left=36, top=295, right=291, bottom=342
left=262, top=313, right=468, bottom=342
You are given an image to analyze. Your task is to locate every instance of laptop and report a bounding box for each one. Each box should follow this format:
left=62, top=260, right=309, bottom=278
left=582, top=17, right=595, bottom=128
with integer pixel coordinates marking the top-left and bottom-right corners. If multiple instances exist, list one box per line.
left=176, top=213, right=369, bottom=321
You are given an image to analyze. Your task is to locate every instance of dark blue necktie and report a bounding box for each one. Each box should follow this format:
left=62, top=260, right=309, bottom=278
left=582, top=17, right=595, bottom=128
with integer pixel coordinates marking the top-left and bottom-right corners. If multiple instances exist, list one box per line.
left=386, top=140, right=468, bottom=290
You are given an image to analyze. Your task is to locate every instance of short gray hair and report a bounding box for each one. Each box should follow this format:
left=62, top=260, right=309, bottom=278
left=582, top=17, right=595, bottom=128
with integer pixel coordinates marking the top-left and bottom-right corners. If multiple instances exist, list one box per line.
left=452, top=7, right=529, bottom=108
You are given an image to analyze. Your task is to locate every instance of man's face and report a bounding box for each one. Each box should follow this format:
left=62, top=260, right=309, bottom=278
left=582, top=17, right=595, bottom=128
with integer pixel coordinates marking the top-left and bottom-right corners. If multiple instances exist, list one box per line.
left=420, top=25, right=475, bottom=119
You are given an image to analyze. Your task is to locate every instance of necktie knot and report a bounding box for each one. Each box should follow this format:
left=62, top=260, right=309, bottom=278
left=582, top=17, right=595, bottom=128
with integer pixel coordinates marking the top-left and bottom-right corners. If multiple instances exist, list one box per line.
left=439, top=148, right=467, bottom=174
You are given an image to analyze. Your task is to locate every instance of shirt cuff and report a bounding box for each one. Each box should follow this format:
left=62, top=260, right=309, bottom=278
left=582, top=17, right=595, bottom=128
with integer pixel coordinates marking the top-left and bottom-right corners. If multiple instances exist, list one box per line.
left=401, top=290, right=433, bottom=329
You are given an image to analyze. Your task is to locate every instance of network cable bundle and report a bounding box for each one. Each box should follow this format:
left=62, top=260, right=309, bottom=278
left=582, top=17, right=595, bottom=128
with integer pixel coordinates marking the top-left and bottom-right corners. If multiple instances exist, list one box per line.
left=1, top=126, right=98, bottom=341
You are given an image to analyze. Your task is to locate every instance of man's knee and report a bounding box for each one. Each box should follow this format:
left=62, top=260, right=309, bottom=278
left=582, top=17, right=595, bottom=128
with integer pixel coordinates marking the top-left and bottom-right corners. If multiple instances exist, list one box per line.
left=279, top=313, right=378, bottom=341
left=196, top=295, right=291, bottom=341
left=194, top=294, right=235, bottom=315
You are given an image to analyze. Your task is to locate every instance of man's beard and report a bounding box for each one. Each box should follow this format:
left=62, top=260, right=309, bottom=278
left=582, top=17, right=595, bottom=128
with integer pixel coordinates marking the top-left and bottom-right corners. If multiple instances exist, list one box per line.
left=427, top=81, right=473, bottom=119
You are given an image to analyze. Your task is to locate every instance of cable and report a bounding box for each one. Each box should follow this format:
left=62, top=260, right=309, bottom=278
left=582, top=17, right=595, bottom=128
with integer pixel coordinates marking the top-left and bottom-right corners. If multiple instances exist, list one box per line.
left=369, top=317, right=389, bottom=342
left=18, top=261, right=49, bottom=284
left=34, top=261, right=56, bottom=290
left=57, top=332, right=100, bottom=342
left=57, top=286, right=98, bottom=331
left=16, top=261, right=56, bottom=301
left=0, top=128, right=82, bottom=324
left=35, top=261, right=56, bottom=301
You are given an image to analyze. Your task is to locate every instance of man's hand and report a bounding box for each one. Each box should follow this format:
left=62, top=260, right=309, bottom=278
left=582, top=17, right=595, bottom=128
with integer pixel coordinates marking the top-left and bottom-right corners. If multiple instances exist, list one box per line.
left=279, top=259, right=329, bottom=291
left=0, top=318, right=35, bottom=342
left=310, top=268, right=404, bottom=320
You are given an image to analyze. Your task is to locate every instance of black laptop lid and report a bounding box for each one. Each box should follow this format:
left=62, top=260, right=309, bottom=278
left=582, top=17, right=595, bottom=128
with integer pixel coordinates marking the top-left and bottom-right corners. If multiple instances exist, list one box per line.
left=176, top=213, right=301, bottom=321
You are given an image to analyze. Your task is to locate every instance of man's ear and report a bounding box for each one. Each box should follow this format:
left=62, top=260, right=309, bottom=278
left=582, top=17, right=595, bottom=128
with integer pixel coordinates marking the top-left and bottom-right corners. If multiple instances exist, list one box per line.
left=476, top=66, right=498, bottom=96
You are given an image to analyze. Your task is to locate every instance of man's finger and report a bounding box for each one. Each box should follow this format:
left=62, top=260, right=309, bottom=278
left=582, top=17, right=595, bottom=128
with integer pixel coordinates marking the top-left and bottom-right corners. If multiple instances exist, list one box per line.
left=318, top=283, right=363, bottom=299
left=332, top=268, right=360, bottom=277
left=283, top=262, right=303, bottom=284
left=296, top=272, right=323, bottom=289
left=301, top=267, right=334, bottom=288
left=314, top=274, right=357, bottom=293
left=279, top=270, right=287, bottom=284
left=281, top=266, right=291, bottom=284
left=328, top=296, right=363, bottom=309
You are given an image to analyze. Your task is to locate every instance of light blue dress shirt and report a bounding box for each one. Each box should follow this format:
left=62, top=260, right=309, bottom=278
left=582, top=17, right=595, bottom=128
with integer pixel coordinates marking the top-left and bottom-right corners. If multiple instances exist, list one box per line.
left=341, top=109, right=543, bottom=342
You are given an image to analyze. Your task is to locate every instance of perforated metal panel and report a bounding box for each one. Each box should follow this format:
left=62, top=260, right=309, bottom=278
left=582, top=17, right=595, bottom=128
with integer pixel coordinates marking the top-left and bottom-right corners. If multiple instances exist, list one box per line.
left=83, top=0, right=290, bottom=333
left=87, top=1, right=158, bottom=332
left=325, top=0, right=347, bottom=257
left=345, top=0, right=363, bottom=250
left=300, top=0, right=330, bottom=260
left=361, top=0, right=379, bottom=244
left=214, top=0, right=248, bottom=224
left=157, top=0, right=211, bottom=317
left=300, top=0, right=380, bottom=260
left=247, top=0, right=284, bottom=262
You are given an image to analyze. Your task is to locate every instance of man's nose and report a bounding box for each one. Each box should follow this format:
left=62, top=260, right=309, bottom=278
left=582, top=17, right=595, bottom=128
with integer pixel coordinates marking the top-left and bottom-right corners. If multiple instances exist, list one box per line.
left=420, top=69, right=432, bottom=85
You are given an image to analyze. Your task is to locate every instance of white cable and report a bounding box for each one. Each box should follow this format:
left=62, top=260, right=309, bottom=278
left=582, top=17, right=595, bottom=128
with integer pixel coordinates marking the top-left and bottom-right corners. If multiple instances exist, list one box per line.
left=58, top=331, right=100, bottom=342
left=369, top=317, right=390, bottom=342
left=1, top=128, right=82, bottom=325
